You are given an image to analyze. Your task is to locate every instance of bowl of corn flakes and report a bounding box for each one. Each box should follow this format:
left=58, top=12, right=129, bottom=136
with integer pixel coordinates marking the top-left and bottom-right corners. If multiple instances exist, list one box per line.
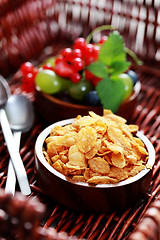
left=35, top=110, right=155, bottom=213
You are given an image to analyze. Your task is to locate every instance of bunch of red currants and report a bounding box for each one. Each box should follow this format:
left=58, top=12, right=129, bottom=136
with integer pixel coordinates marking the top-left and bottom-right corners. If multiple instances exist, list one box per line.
left=54, top=37, right=102, bottom=86
left=20, top=37, right=106, bottom=93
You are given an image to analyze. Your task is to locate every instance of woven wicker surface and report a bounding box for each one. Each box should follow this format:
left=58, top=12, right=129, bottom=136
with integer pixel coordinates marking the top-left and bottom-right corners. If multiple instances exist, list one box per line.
left=0, top=0, right=160, bottom=239
left=1, top=0, right=160, bottom=77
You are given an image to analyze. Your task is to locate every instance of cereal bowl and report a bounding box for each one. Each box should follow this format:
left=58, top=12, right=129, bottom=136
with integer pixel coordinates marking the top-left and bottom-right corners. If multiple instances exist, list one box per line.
left=34, top=117, right=155, bottom=213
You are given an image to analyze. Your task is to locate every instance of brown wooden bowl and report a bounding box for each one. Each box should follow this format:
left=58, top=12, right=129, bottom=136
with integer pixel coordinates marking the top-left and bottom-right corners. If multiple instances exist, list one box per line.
left=35, top=81, right=141, bottom=123
left=34, top=118, right=155, bottom=213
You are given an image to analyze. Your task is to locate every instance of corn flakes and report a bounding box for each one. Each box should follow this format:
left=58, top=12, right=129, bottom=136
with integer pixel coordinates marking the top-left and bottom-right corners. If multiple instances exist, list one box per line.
left=76, top=126, right=97, bottom=153
left=68, top=145, right=87, bottom=167
left=88, top=157, right=110, bottom=174
left=44, top=111, right=149, bottom=185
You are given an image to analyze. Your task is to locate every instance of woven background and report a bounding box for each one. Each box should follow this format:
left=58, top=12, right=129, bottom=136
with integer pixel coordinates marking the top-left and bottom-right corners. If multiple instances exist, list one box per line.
left=0, top=0, right=160, bottom=239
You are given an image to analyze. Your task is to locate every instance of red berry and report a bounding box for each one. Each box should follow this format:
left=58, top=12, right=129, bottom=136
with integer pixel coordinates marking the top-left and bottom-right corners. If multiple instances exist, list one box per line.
left=72, top=58, right=84, bottom=71
left=83, top=45, right=100, bottom=66
left=93, top=45, right=100, bottom=59
left=70, top=72, right=81, bottom=83
left=72, top=49, right=82, bottom=59
left=55, top=56, right=64, bottom=65
left=98, top=36, right=108, bottom=44
left=84, top=70, right=101, bottom=86
left=84, top=56, right=97, bottom=66
left=73, top=38, right=86, bottom=51
left=21, top=73, right=35, bottom=93
left=91, top=76, right=102, bottom=87
left=20, top=62, right=34, bottom=76
left=42, top=63, right=54, bottom=71
left=83, top=44, right=94, bottom=58
left=85, top=69, right=95, bottom=81
left=61, top=48, right=73, bottom=62
left=54, top=61, right=74, bottom=78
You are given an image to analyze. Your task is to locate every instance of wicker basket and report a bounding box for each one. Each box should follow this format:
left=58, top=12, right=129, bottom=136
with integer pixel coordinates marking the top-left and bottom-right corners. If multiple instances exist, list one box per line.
left=0, top=0, right=160, bottom=239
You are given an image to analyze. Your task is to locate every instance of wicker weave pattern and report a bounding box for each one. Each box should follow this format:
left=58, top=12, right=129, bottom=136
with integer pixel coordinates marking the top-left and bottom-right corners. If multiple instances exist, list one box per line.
left=0, top=1, right=160, bottom=239
left=1, top=0, right=160, bottom=77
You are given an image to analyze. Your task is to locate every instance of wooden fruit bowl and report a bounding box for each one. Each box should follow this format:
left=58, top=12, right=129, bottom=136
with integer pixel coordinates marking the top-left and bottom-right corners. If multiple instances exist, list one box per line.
left=35, top=81, right=141, bottom=123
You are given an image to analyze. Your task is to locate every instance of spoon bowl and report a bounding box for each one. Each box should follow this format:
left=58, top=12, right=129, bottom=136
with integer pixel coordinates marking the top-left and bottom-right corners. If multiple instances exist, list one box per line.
left=0, top=75, right=11, bottom=107
left=5, top=94, right=34, bottom=132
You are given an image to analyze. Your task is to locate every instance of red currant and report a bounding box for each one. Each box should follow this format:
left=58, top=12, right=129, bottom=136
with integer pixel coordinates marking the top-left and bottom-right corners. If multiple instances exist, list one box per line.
left=54, top=61, right=74, bottom=78
left=21, top=73, right=35, bottom=93
left=55, top=56, right=64, bottom=65
left=70, top=72, right=81, bottom=83
left=91, top=76, right=102, bottom=87
left=83, top=44, right=94, bottom=58
left=93, top=45, right=100, bottom=59
left=61, top=48, right=73, bottom=62
left=42, top=63, right=54, bottom=71
left=72, top=49, right=82, bottom=59
left=84, top=56, right=97, bottom=66
left=73, top=38, right=86, bottom=51
left=98, top=36, right=108, bottom=44
left=20, top=62, right=34, bottom=75
left=72, top=58, right=84, bottom=71
left=83, top=45, right=100, bottom=66
left=84, top=70, right=101, bottom=86
left=85, top=69, right=95, bottom=81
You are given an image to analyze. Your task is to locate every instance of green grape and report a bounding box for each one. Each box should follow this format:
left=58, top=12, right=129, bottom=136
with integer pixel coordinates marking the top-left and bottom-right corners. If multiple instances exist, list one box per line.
left=45, top=57, right=56, bottom=67
left=35, top=69, right=71, bottom=94
left=68, top=80, right=93, bottom=101
left=119, top=73, right=133, bottom=101
left=38, top=57, right=56, bottom=68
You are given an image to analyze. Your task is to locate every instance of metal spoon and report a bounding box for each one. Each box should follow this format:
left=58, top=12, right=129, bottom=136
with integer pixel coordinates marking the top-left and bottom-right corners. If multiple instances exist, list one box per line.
left=0, top=75, right=31, bottom=195
left=0, top=75, right=11, bottom=107
left=5, top=94, right=34, bottom=195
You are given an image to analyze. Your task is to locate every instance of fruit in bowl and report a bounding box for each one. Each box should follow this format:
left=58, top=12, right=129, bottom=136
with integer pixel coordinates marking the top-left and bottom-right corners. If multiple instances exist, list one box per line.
left=20, top=25, right=141, bottom=122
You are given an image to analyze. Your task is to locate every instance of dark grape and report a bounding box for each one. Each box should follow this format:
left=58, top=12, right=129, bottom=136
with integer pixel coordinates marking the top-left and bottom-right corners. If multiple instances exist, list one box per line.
left=126, top=70, right=138, bottom=86
left=83, top=90, right=101, bottom=106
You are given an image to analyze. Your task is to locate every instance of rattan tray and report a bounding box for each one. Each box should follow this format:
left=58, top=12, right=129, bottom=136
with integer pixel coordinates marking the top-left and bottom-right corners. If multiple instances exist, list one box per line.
left=0, top=1, right=160, bottom=239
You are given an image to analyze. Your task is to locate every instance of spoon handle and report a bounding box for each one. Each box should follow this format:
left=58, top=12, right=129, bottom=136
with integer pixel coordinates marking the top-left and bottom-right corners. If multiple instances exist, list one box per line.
left=5, top=132, right=21, bottom=195
left=0, top=109, right=31, bottom=195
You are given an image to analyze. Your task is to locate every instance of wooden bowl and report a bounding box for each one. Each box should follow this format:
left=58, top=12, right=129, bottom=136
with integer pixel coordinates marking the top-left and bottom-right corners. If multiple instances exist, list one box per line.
left=34, top=118, right=155, bottom=213
left=35, top=81, right=141, bottom=123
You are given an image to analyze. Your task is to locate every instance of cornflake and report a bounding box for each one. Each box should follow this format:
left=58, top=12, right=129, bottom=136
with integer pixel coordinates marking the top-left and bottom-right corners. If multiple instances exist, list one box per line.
left=43, top=110, right=149, bottom=185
